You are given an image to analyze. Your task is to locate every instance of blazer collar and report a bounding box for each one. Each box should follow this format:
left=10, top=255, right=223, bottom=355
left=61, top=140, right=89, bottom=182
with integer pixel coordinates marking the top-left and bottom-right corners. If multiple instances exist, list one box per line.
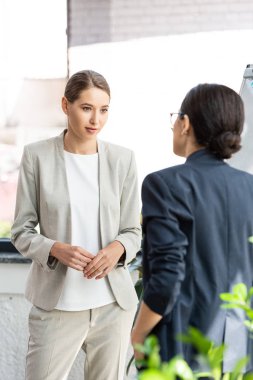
left=55, top=130, right=65, bottom=159
left=55, top=129, right=106, bottom=155
left=186, top=148, right=224, bottom=165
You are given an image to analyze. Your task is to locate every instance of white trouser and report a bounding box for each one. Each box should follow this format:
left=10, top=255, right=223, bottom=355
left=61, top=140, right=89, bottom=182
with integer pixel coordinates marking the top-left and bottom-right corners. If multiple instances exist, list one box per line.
left=26, top=302, right=136, bottom=380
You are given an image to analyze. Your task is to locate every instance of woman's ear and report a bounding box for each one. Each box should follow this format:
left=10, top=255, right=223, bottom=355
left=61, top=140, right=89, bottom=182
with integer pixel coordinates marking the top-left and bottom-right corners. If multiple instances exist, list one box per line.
left=61, top=96, right=68, bottom=115
left=180, top=114, right=191, bottom=136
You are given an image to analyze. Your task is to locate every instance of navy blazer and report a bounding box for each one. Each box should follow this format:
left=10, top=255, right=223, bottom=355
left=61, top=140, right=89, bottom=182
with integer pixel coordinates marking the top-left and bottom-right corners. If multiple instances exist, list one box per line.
left=142, top=149, right=253, bottom=372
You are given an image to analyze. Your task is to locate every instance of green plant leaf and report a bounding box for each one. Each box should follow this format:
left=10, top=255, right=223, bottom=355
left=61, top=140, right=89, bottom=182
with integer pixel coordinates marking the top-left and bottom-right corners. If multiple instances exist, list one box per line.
left=208, top=344, right=226, bottom=369
left=247, top=287, right=253, bottom=301
left=221, top=303, right=246, bottom=310
left=144, top=335, right=160, bottom=354
left=138, top=368, right=167, bottom=380
left=147, top=351, right=161, bottom=369
left=134, top=343, right=147, bottom=354
left=163, top=357, right=195, bottom=380
left=232, top=283, right=248, bottom=302
left=248, top=236, right=253, bottom=244
left=195, top=372, right=213, bottom=378
left=179, top=327, right=213, bottom=355
left=243, top=373, right=253, bottom=379
left=212, top=366, right=223, bottom=380
left=230, top=356, right=249, bottom=380
left=244, top=320, right=253, bottom=332
left=246, top=310, right=253, bottom=320
left=220, top=293, right=239, bottom=302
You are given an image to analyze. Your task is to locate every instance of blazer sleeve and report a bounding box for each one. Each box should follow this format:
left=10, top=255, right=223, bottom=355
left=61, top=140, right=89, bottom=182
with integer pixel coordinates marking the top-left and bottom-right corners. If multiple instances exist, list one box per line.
left=11, top=146, right=56, bottom=272
left=114, top=151, right=141, bottom=266
left=142, top=172, right=188, bottom=316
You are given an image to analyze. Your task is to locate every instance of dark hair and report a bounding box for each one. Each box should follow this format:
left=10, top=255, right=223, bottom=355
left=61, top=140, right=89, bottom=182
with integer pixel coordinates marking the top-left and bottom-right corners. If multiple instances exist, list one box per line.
left=64, top=70, right=110, bottom=103
left=180, top=83, right=244, bottom=159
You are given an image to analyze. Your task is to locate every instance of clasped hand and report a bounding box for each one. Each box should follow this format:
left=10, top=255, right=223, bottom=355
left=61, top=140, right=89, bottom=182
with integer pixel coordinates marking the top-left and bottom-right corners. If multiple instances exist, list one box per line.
left=50, top=241, right=125, bottom=279
left=84, top=241, right=125, bottom=279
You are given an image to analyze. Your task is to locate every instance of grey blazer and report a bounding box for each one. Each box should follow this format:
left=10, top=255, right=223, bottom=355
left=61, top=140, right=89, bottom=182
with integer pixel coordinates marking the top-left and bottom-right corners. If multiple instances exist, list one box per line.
left=11, top=131, right=141, bottom=311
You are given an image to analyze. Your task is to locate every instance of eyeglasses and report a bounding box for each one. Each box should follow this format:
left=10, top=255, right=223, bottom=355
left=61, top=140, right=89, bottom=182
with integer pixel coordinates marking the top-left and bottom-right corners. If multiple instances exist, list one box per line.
left=170, top=112, right=185, bottom=130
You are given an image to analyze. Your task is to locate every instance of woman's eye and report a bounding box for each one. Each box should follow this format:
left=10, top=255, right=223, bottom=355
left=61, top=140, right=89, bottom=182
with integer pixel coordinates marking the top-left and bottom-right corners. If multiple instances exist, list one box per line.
left=82, top=106, right=92, bottom=111
left=101, top=108, right=108, bottom=114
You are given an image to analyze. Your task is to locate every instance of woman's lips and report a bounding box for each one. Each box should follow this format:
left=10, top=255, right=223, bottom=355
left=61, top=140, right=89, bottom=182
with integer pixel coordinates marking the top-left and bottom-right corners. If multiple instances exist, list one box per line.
left=85, top=127, right=98, bottom=134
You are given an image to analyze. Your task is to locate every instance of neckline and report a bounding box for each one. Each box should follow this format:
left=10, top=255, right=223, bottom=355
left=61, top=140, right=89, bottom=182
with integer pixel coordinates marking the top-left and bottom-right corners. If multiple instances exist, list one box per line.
left=64, top=150, right=98, bottom=158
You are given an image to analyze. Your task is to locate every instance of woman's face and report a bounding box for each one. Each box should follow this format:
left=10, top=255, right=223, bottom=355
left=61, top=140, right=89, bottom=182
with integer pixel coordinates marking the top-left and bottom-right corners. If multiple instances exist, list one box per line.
left=63, top=87, right=110, bottom=141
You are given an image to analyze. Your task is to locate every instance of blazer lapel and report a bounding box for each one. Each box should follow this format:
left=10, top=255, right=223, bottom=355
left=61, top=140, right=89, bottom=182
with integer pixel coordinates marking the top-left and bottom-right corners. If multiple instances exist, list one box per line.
left=97, top=140, right=107, bottom=248
left=54, top=130, right=72, bottom=244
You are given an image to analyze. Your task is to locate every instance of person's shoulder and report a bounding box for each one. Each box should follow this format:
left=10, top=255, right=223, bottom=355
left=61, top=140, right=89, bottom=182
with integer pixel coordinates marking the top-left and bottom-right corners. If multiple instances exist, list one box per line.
left=144, top=163, right=187, bottom=185
left=23, top=134, right=61, bottom=155
left=227, top=164, right=253, bottom=181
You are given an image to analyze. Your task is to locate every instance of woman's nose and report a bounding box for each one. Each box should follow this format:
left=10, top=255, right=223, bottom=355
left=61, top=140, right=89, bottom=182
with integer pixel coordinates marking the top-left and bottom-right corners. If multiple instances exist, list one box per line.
left=90, top=111, right=99, bottom=125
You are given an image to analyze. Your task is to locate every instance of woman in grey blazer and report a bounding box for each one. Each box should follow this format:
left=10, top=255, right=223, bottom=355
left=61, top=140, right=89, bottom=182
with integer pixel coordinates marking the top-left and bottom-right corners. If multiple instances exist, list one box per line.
left=11, top=70, right=141, bottom=380
left=132, top=83, right=253, bottom=374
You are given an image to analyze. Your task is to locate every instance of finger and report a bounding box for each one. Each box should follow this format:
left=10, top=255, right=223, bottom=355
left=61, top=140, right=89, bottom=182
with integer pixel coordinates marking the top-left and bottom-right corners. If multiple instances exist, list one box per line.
left=85, top=267, right=98, bottom=277
left=87, top=270, right=103, bottom=279
left=70, top=249, right=93, bottom=266
left=79, top=262, right=88, bottom=270
left=71, top=246, right=94, bottom=261
left=95, top=267, right=110, bottom=279
left=69, top=263, right=85, bottom=271
left=75, top=255, right=91, bottom=265
left=84, top=255, right=104, bottom=273
left=71, top=258, right=87, bottom=269
left=79, top=256, right=92, bottom=263
left=78, top=248, right=95, bottom=259
left=86, top=262, right=107, bottom=278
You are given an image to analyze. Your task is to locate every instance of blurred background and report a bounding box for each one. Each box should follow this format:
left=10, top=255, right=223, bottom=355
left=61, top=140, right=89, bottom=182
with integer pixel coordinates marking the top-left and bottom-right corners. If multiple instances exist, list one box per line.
left=0, top=0, right=253, bottom=229
left=0, top=1, right=253, bottom=378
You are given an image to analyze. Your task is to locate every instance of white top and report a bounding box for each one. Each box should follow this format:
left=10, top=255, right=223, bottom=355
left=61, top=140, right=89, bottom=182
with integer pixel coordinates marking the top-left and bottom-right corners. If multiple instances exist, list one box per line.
left=55, top=151, right=115, bottom=311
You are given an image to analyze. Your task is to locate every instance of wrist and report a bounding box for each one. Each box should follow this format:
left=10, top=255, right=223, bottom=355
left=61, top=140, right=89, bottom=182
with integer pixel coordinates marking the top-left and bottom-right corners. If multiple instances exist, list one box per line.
left=50, top=242, right=60, bottom=258
left=131, top=328, right=147, bottom=344
left=114, top=240, right=126, bottom=263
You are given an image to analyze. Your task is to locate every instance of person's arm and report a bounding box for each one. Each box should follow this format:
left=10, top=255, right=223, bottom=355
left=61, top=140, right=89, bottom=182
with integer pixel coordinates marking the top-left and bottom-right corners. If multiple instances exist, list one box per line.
left=132, top=172, right=188, bottom=353
left=84, top=150, right=141, bottom=279
left=131, top=301, right=162, bottom=359
left=11, top=146, right=94, bottom=271
left=141, top=172, right=188, bottom=315
left=11, top=146, right=57, bottom=271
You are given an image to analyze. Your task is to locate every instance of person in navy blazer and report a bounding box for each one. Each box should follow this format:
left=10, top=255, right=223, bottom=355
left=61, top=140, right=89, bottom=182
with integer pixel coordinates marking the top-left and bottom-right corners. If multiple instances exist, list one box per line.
left=132, top=83, right=253, bottom=373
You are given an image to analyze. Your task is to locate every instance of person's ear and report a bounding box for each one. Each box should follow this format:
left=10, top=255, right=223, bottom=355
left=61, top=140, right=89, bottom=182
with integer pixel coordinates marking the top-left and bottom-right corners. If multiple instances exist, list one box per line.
left=61, top=96, right=69, bottom=115
left=180, top=114, right=191, bottom=136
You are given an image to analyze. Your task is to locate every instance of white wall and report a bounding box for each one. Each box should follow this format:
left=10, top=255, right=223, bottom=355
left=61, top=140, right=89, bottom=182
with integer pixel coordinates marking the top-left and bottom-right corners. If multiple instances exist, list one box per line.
left=0, top=291, right=90, bottom=380
left=0, top=263, right=30, bottom=380
left=69, top=29, right=253, bottom=185
left=0, top=293, right=30, bottom=380
left=0, top=0, right=67, bottom=128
